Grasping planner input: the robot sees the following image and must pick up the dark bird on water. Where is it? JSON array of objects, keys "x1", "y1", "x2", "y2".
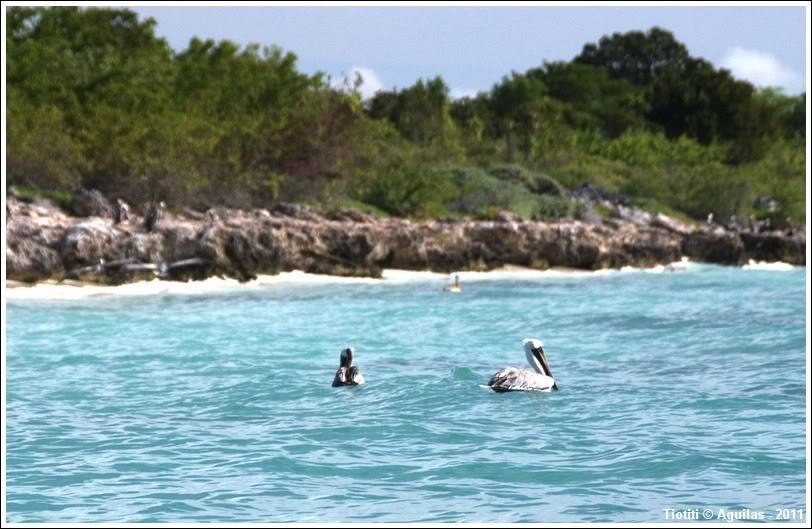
[
  {"x1": 332, "y1": 347, "x2": 365, "y2": 387},
  {"x1": 144, "y1": 201, "x2": 165, "y2": 232}
]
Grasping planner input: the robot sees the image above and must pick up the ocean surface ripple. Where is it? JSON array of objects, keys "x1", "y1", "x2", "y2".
[{"x1": 5, "y1": 264, "x2": 807, "y2": 522}]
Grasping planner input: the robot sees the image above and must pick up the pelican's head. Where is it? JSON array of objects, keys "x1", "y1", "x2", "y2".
[
  {"x1": 339, "y1": 346, "x2": 354, "y2": 369},
  {"x1": 523, "y1": 338, "x2": 543, "y2": 351},
  {"x1": 523, "y1": 338, "x2": 551, "y2": 377}
]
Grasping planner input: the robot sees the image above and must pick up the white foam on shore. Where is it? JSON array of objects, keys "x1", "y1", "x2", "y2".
[
  {"x1": 5, "y1": 268, "x2": 587, "y2": 300},
  {"x1": 742, "y1": 259, "x2": 797, "y2": 271},
  {"x1": 403, "y1": 266, "x2": 597, "y2": 282},
  {"x1": 5, "y1": 271, "x2": 396, "y2": 300},
  {"x1": 619, "y1": 256, "x2": 695, "y2": 274},
  {"x1": 9, "y1": 257, "x2": 795, "y2": 300},
  {"x1": 254, "y1": 270, "x2": 384, "y2": 285},
  {"x1": 5, "y1": 276, "x2": 245, "y2": 300}
]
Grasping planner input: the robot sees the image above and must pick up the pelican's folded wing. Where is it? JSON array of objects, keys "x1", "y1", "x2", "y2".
[
  {"x1": 332, "y1": 367, "x2": 348, "y2": 387},
  {"x1": 488, "y1": 368, "x2": 554, "y2": 392}
]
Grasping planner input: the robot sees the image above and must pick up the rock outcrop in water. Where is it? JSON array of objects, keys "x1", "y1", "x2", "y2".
[{"x1": 5, "y1": 192, "x2": 805, "y2": 285}]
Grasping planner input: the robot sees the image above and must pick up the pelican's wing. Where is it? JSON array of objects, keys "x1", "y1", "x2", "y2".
[
  {"x1": 488, "y1": 368, "x2": 554, "y2": 392},
  {"x1": 348, "y1": 366, "x2": 365, "y2": 385},
  {"x1": 332, "y1": 367, "x2": 348, "y2": 387},
  {"x1": 488, "y1": 367, "x2": 519, "y2": 390}
]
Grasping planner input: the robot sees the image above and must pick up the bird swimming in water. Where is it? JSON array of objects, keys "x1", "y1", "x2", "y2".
[
  {"x1": 332, "y1": 347, "x2": 365, "y2": 387},
  {"x1": 144, "y1": 201, "x2": 165, "y2": 232},
  {"x1": 487, "y1": 338, "x2": 558, "y2": 392},
  {"x1": 444, "y1": 274, "x2": 462, "y2": 293}
]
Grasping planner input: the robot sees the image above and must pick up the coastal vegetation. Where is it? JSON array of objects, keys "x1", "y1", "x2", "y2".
[{"x1": 6, "y1": 7, "x2": 806, "y2": 226}]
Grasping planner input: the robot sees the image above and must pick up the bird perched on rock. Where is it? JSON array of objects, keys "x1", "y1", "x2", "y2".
[
  {"x1": 144, "y1": 201, "x2": 165, "y2": 232},
  {"x1": 206, "y1": 208, "x2": 221, "y2": 225},
  {"x1": 113, "y1": 198, "x2": 130, "y2": 225}
]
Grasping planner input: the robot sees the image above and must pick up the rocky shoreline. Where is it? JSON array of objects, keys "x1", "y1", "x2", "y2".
[{"x1": 5, "y1": 192, "x2": 806, "y2": 285}]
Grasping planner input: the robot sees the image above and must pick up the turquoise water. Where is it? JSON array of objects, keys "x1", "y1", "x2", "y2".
[{"x1": 5, "y1": 264, "x2": 807, "y2": 522}]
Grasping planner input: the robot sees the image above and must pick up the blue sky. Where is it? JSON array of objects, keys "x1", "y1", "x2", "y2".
[{"x1": 132, "y1": 5, "x2": 808, "y2": 97}]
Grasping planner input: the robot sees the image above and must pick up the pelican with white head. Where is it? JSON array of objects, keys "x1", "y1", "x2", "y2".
[{"x1": 487, "y1": 338, "x2": 558, "y2": 392}]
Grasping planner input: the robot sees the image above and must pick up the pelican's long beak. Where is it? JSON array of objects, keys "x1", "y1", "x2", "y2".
[
  {"x1": 534, "y1": 346, "x2": 553, "y2": 379},
  {"x1": 538, "y1": 348, "x2": 559, "y2": 390}
]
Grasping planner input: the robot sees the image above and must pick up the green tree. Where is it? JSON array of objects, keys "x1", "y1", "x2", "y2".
[
  {"x1": 7, "y1": 7, "x2": 175, "y2": 198},
  {"x1": 489, "y1": 73, "x2": 549, "y2": 160},
  {"x1": 5, "y1": 9, "x2": 805, "y2": 226},
  {"x1": 366, "y1": 77, "x2": 461, "y2": 156},
  {"x1": 449, "y1": 94, "x2": 495, "y2": 161},
  {"x1": 529, "y1": 61, "x2": 649, "y2": 137},
  {"x1": 575, "y1": 27, "x2": 690, "y2": 86}
]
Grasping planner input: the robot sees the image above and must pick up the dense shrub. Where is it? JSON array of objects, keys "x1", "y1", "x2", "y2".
[
  {"x1": 6, "y1": 8, "x2": 805, "y2": 224},
  {"x1": 444, "y1": 167, "x2": 539, "y2": 218}
]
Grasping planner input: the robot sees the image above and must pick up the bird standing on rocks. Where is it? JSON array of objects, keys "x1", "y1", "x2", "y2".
[
  {"x1": 144, "y1": 201, "x2": 165, "y2": 232},
  {"x1": 113, "y1": 198, "x2": 130, "y2": 225},
  {"x1": 206, "y1": 208, "x2": 220, "y2": 225}
]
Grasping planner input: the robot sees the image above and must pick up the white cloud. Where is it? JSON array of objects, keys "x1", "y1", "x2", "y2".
[
  {"x1": 721, "y1": 47, "x2": 799, "y2": 89},
  {"x1": 331, "y1": 66, "x2": 384, "y2": 100},
  {"x1": 450, "y1": 88, "x2": 480, "y2": 100}
]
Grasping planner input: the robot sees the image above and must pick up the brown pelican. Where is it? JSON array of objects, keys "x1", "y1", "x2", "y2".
[
  {"x1": 444, "y1": 274, "x2": 462, "y2": 293},
  {"x1": 332, "y1": 347, "x2": 365, "y2": 387},
  {"x1": 487, "y1": 338, "x2": 558, "y2": 392}
]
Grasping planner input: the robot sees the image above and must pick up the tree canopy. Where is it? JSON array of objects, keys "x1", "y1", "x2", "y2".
[{"x1": 6, "y1": 7, "x2": 806, "y2": 225}]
